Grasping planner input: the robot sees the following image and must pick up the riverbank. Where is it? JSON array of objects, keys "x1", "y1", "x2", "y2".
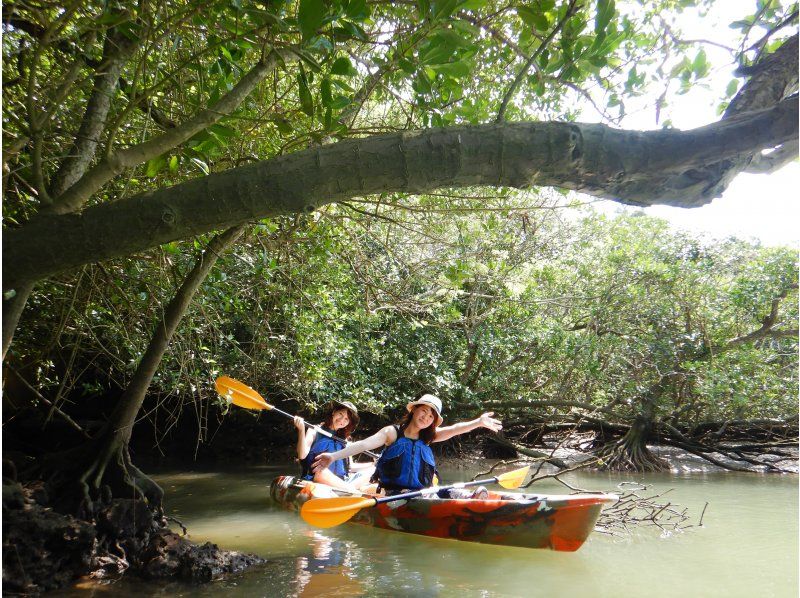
[{"x1": 1, "y1": 472, "x2": 266, "y2": 594}]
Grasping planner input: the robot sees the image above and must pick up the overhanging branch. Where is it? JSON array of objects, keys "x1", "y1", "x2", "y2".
[{"x1": 3, "y1": 96, "x2": 797, "y2": 289}]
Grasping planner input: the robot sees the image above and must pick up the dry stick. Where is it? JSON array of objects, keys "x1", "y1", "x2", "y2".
[
  {"x1": 489, "y1": 432, "x2": 568, "y2": 469},
  {"x1": 596, "y1": 484, "x2": 695, "y2": 537},
  {"x1": 524, "y1": 458, "x2": 602, "y2": 492},
  {"x1": 495, "y1": 0, "x2": 582, "y2": 123},
  {"x1": 472, "y1": 458, "x2": 524, "y2": 480},
  {"x1": 7, "y1": 367, "x2": 90, "y2": 438}
]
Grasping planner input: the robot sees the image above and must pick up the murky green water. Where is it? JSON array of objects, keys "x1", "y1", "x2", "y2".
[{"x1": 58, "y1": 462, "x2": 798, "y2": 597}]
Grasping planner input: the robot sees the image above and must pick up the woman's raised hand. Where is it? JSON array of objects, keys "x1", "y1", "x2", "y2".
[
  {"x1": 293, "y1": 415, "x2": 305, "y2": 431},
  {"x1": 312, "y1": 453, "x2": 333, "y2": 473},
  {"x1": 479, "y1": 412, "x2": 502, "y2": 432}
]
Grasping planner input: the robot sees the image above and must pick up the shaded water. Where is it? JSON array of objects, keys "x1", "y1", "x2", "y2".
[{"x1": 58, "y1": 462, "x2": 798, "y2": 597}]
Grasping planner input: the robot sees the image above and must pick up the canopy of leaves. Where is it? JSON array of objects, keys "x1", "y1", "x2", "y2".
[{"x1": 2, "y1": 0, "x2": 797, "y2": 439}]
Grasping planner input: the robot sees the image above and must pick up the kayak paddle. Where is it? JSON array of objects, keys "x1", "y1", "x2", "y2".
[
  {"x1": 214, "y1": 376, "x2": 380, "y2": 459},
  {"x1": 300, "y1": 465, "x2": 531, "y2": 528}
]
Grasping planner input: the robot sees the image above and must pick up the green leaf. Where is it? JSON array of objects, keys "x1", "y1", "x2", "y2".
[
  {"x1": 398, "y1": 57, "x2": 416, "y2": 74},
  {"x1": 594, "y1": 0, "x2": 615, "y2": 35},
  {"x1": 273, "y1": 117, "x2": 293, "y2": 135},
  {"x1": 298, "y1": 0, "x2": 325, "y2": 40},
  {"x1": 243, "y1": 9, "x2": 289, "y2": 30},
  {"x1": 419, "y1": 30, "x2": 470, "y2": 65},
  {"x1": 518, "y1": 6, "x2": 550, "y2": 32},
  {"x1": 145, "y1": 155, "x2": 168, "y2": 177},
  {"x1": 432, "y1": 60, "x2": 470, "y2": 78},
  {"x1": 321, "y1": 77, "x2": 333, "y2": 107},
  {"x1": 329, "y1": 95, "x2": 351, "y2": 110},
  {"x1": 725, "y1": 78, "x2": 739, "y2": 97},
  {"x1": 169, "y1": 155, "x2": 179, "y2": 172},
  {"x1": 294, "y1": 49, "x2": 324, "y2": 72},
  {"x1": 331, "y1": 78, "x2": 355, "y2": 92},
  {"x1": 307, "y1": 36, "x2": 334, "y2": 53},
  {"x1": 208, "y1": 124, "x2": 238, "y2": 139},
  {"x1": 417, "y1": 0, "x2": 431, "y2": 18},
  {"x1": 324, "y1": 106, "x2": 333, "y2": 130},
  {"x1": 298, "y1": 67, "x2": 315, "y2": 117},
  {"x1": 729, "y1": 17, "x2": 755, "y2": 30},
  {"x1": 96, "y1": 10, "x2": 131, "y2": 26},
  {"x1": 345, "y1": 0, "x2": 370, "y2": 20},
  {"x1": 190, "y1": 157, "x2": 209, "y2": 175},
  {"x1": 432, "y1": 0, "x2": 462, "y2": 20},
  {"x1": 412, "y1": 70, "x2": 432, "y2": 94},
  {"x1": 331, "y1": 56, "x2": 358, "y2": 76},
  {"x1": 692, "y1": 49, "x2": 708, "y2": 77},
  {"x1": 338, "y1": 20, "x2": 368, "y2": 41}
]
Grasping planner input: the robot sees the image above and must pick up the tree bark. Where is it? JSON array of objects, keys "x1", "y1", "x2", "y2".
[
  {"x1": 49, "y1": 48, "x2": 300, "y2": 215},
  {"x1": 48, "y1": 30, "x2": 139, "y2": 200},
  {"x1": 73, "y1": 224, "x2": 245, "y2": 507},
  {"x1": 4, "y1": 96, "x2": 796, "y2": 290},
  {"x1": 2, "y1": 280, "x2": 34, "y2": 359}
]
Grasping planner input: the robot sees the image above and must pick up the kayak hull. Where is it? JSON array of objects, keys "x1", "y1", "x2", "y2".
[{"x1": 269, "y1": 475, "x2": 615, "y2": 552}]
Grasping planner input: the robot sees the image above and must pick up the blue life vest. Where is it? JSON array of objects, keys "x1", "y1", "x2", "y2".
[
  {"x1": 301, "y1": 428, "x2": 349, "y2": 481},
  {"x1": 373, "y1": 427, "x2": 436, "y2": 491}
]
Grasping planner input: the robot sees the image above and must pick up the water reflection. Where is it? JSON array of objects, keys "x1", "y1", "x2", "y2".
[{"x1": 293, "y1": 531, "x2": 366, "y2": 597}]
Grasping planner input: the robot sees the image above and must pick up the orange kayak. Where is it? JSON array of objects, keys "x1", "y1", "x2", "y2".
[{"x1": 269, "y1": 475, "x2": 616, "y2": 552}]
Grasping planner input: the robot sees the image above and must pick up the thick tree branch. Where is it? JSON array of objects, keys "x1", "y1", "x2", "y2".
[
  {"x1": 727, "y1": 34, "x2": 798, "y2": 118},
  {"x1": 744, "y1": 140, "x2": 799, "y2": 173},
  {"x1": 48, "y1": 26, "x2": 141, "y2": 200},
  {"x1": 721, "y1": 283, "x2": 798, "y2": 350},
  {"x1": 3, "y1": 95, "x2": 797, "y2": 289},
  {"x1": 105, "y1": 225, "x2": 246, "y2": 443},
  {"x1": 49, "y1": 47, "x2": 300, "y2": 215}
]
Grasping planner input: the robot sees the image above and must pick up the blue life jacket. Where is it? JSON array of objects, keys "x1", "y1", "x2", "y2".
[
  {"x1": 373, "y1": 426, "x2": 436, "y2": 491},
  {"x1": 301, "y1": 428, "x2": 349, "y2": 481}
]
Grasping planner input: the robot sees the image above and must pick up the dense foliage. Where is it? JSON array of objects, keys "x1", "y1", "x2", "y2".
[
  {"x1": 2, "y1": 0, "x2": 797, "y2": 452},
  {"x1": 13, "y1": 195, "x2": 798, "y2": 436}
]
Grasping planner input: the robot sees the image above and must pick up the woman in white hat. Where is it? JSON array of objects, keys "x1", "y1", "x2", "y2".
[{"x1": 312, "y1": 393, "x2": 501, "y2": 494}]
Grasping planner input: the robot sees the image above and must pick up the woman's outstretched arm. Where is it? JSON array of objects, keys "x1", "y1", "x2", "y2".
[
  {"x1": 312, "y1": 425, "x2": 396, "y2": 472},
  {"x1": 433, "y1": 412, "x2": 502, "y2": 443}
]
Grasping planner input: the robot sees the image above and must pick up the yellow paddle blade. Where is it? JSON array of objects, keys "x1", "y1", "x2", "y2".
[
  {"x1": 300, "y1": 496, "x2": 377, "y2": 528},
  {"x1": 496, "y1": 465, "x2": 530, "y2": 489},
  {"x1": 214, "y1": 376, "x2": 271, "y2": 410}
]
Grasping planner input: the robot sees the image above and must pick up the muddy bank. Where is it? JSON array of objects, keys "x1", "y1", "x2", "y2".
[{"x1": 2, "y1": 475, "x2": 266, "y2": 595}]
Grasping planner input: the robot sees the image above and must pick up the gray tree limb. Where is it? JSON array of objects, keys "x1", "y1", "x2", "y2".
[
  {"x1": 48, "y1": 28, "x2": 140, "y2": 200},
  {"x1": 3, "y1": 95, "x2": 796, "y2": 290},
  {"x1": 49, "y1": 47, "x2": 300, "y2": 215}
]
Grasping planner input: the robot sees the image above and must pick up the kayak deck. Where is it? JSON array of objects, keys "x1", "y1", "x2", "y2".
[{"x1": 270, "y1": 475, "x2": 616, "y2": 552}]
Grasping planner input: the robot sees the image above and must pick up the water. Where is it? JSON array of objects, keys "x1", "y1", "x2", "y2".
[{"x1": 59, "y1": 463, "x2": 798, "y2": 597}]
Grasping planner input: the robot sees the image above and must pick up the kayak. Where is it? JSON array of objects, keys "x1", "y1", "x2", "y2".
[{"x1": 269, "y1": 475, "x2": 616, "y2": 552}]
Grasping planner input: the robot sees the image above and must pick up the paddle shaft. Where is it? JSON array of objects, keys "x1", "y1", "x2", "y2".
[
  {"x1": 372, "y1": 474, "x2": 504, "y2": 505},
  {"x1": 268, "y1": 402, "x2": 380, "y2": 460},
  {"x1": 215, "y1": 376, "x2": 380, "y2": 459}
]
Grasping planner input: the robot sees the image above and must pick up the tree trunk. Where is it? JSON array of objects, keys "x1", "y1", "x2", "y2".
[
  {"x1": 51, "y1": 225, "x2": 245, "y2": 511},
  {"x1": 2, "y1": 280, "x2": 34, "y2": 359},
  {"x1": 596, "y1": 414, "x2": 669, "y2": 472}
]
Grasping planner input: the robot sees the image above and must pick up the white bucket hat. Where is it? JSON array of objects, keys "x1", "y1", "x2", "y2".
[{"x1": 406, "y1": 394, "x2": 444, "y2": 427}]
